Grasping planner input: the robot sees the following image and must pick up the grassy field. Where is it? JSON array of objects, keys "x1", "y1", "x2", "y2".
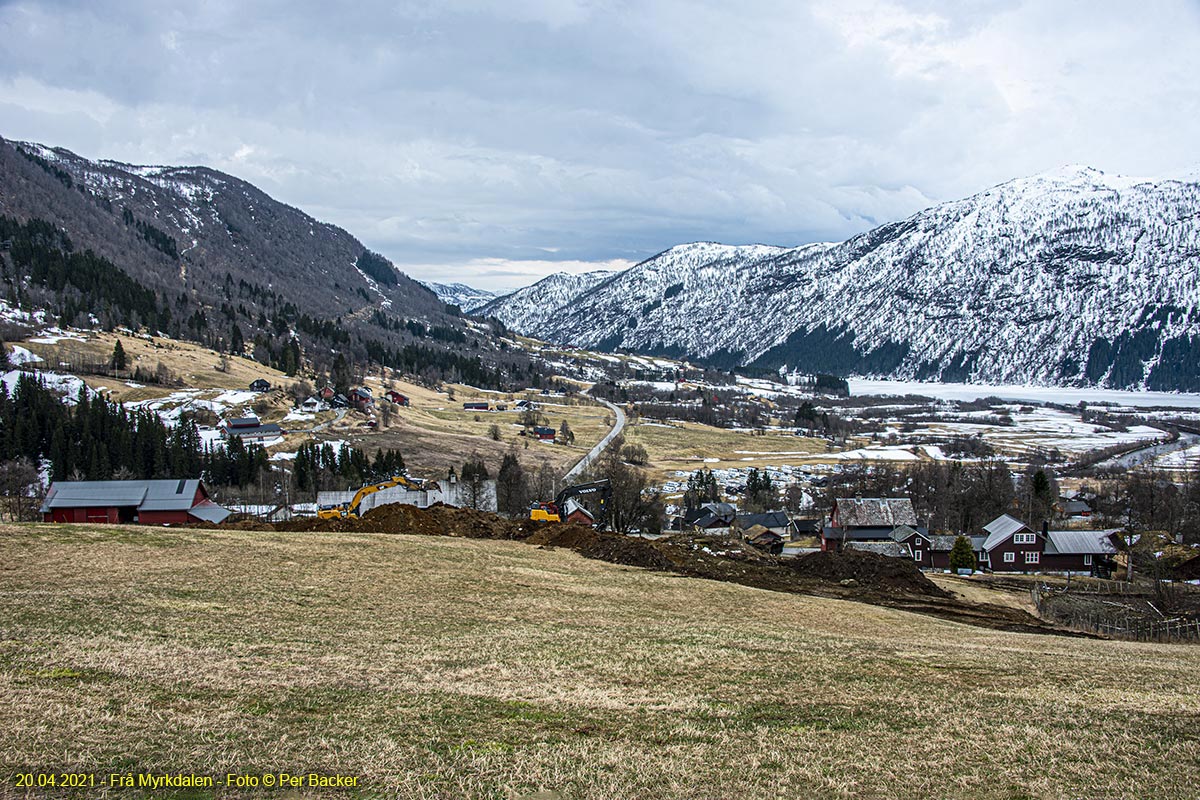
[
  {"x1": 2, "y1": 524, "x2": 1199, "y2": 799},
  {"x1": 623, "y1": 420, "x2": 829, "y2": 481}
]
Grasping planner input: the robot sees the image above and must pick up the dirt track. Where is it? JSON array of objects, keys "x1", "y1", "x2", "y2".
[{"x1": 243, "y1": 504, "x2": 1088, "y2": 637}]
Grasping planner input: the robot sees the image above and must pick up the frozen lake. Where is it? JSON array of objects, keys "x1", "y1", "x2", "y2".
[{"x1": 848, "y1": 379, "x2": 1200, "y2": 409}]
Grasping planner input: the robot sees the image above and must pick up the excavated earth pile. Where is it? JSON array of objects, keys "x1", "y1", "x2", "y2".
[{"x1": 788, "y1": 550, "x2": 950, "y2": 598}]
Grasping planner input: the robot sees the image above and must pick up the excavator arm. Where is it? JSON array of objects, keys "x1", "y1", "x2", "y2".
[{"x1": 317, "y1": 473, "x2": 426, "y2": 519}]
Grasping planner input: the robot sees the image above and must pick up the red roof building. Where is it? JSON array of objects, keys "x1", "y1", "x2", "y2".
[{"x1": 40, "y1": 479, "x2": 231, "y2": 525}]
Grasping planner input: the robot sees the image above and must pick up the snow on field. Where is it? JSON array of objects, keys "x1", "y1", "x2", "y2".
[
  {"x1": 283, "y1": 409, "x2": 315, "y2": 422},
  {"x1": 831, "y1": 445, "x2": 921, "y2": 462},
  {"x1": 27, "y1": 327, "x2": 87, "y2": 344},
  {"x1": 212, "y1": 389, "x2": 259, "y2": 405},
  {"x1": 1153, "y1": 442, "x2": 1200, "y2": 470},
  {"x1": 8, "y1": 346, "x2": 42, "y2": 365},
  {"x1": 270, "y1": 451, "x2": 298, "y2": 461},
  {"x1": 849, "y1": 379, "x2": 1200, "y2": 409},
  {"x1": 1, "y1": 369, "x2": 91, "y2": 403},
  {"x1": 627, "y1": 380, "x2": 677, "y2": 391}
]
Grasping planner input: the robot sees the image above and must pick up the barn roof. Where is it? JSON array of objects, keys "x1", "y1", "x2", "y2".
[
  {"x1": 736, "y1": 511, "x2": 790, "y2": 530},
  {"x1": 834, "y1": 497, "x2": 916, "y2": 528},
  {"x1": 40, "y1": 479, "x2": 220, "y2": 517},
  {"x1": 1044, "y1": 529, "x2": 1118, "y2": 556}
]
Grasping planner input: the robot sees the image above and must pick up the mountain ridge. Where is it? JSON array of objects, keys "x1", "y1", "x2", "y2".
[{"x1": 482, "y1": 165, "x2": 1200, "y2": 391}]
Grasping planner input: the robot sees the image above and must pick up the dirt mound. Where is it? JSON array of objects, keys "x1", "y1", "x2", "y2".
[
  {"x1": 527, "y1": 526, "x2": 674, "y2": 571},
  {"x1": 789, "y1": 550, "x2": 950, "y2": 598}
]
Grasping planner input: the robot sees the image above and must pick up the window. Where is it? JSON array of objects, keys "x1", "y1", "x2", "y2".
[
  {"x1": 981, "y1": 552, "x2": 990, "y2": 563},
  {"x1": 1025, "y1": 551, "x2": 1040, "y2": 564},
  {"x1": 914, "y1": 550, "x2": 923, "y2": 562},
  {"x1": 1083, "y1": 554, "x2": 1092, "y2": 566},
  {"x1": 1013, "y1": 533, "x2": 1036, "y2": 545},
  {"x1": 1003, "y1": 552, "x2": 1015, "y2": 563}
]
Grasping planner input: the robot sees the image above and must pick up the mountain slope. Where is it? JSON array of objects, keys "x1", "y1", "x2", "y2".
[
  {"x1": 477, "y1": 270, "x2": 615, "y2": 334},
  {"x1": 483, "y1": 166, "x2": 1200, "y2": 390},
  {"x1": 0, "y1": 136, "x2": 535, "y2": 385},
  {"x1": 421, "y1": 282, "x2": 497, "y2": 312}
]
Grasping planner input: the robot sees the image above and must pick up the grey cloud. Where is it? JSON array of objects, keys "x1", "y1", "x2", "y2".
[{"x1": 1, "y1": 0, "x2": 1197, "y2": 290}]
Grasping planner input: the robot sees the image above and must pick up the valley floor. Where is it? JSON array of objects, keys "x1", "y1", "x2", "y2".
[{"x1": 2, "y1": 524, "x2": 1199, "y2": 799}]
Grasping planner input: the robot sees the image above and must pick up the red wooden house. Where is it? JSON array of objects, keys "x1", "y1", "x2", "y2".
[
  {"x1": 980, "y1": 515, "x2": 1118, "y2": 575},
  {"x1": 385, "y1": 390, "x2": 410, "y2": 406},
  {"x1": 40, "y1": 479, "x2": 231, "y2": 525}
]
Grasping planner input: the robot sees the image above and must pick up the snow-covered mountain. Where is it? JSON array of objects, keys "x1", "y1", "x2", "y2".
[
  {"x1": 477, "y1": 270, "x2": 616, "y2": 332},
  {"x1": 483, "y1": 166, "x2": 1200, "y2": 391},
  {"x1": 420, "y1": 282, "x2": 498, "y2": 312}
]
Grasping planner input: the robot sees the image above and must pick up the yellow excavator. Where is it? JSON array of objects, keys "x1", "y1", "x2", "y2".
[
  {"x1": 317, "y1": 473, "x2": 426, "y2": 520},
  {"x1": 529, "y1": 480, "x2": 611, "y2": 527}
]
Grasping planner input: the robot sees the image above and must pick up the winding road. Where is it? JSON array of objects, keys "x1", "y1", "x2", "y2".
[{"x1": 563, "y1": 398, "x2": 626, "y2": 482}]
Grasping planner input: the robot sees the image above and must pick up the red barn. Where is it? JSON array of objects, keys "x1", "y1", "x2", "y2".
[
  {"x1": 40, "y1": 479, "x2": 231, "y2": 525},
  {"x1": 386, "y1": 390, "x2": 410, "y2": 406}
]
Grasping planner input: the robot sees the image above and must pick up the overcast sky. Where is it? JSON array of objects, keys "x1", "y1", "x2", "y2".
[{"x1": 1, "y1": 1, "x2": 1197, "y2": 291}]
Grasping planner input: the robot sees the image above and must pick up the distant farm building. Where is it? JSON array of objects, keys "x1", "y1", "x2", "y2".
[
  {"x1": 532, "y1": 425, "x2": 557, "y2": 441},
  {"x1": 385, "y1": 390, "x2": 410, "y2": 406},
  {"x1": 249, "y1": 379, "x2": 271, "y2": 392},
  {"x1": 41, "y1": 479, "x2": 231, "y2": 525},
  {"x1": 349, "y1": 387, "x2": 374, "y2": 411},
  {"x1": 823, "y1": 497, "x2": 918, "y2": 552},
  {"x1": 463, "y1": 401, "x2": 490, "y2": 411},
  {"x1": 220, "y1": 415, "x2": 283, "y2": 442}
]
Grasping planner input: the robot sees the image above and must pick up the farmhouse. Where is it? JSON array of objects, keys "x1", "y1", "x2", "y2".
[
  {"x1": 463, "y1": 401, "x2": 490, "y2": 411},
  {"x1": 41, "y1": 479, "x2": 231, "y2": 525},
  {"x1": 385, "y1": 390, "x2": 410, "y2": 406},
  {"x1": 979, "y1": 514, "x2": 1118, "y2": 575},
  {"x1": 249, "y1": 378, "x2": 271, "y2": 392},
  {"x1": 349, "y1": 387, "x2": 374, "y2": 411},
  {"x1": 532, "y1": 425, "x2": 557, "y2": 441},
  {"x1": 823, "y1": 497, "x2": 918, "y2": 551}
]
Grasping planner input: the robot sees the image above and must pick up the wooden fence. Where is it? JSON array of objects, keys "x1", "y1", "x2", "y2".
[{"x1": 1033, "y1": 583, "x2": 1200, "y2": 643}]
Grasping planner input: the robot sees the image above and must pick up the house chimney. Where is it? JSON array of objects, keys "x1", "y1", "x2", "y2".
[{"x1": 1042, "y1": 520, "x2": 1048, "y2": 537}]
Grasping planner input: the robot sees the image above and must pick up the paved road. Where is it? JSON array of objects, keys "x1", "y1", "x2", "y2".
[
  {"x1": 563, "y1": 398, "x2": 626, "y2": 482},
  {"x1": 300, "y1": 407, "x2": 347, "y2": 434}
]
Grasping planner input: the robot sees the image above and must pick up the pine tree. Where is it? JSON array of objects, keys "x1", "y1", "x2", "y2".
[
  {"x1": 949, "y1": 535, "x2": 977, "y2": 573},
  {"x1": 230, "y1": 324, "x2": 245, "y2": 356},
  {"x1": 110, "y1": 339, "x2": 127, "y2": 371}
]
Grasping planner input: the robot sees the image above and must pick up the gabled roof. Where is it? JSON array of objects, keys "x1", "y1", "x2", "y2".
[
  {"x1": 982, "y1": 514, "x2": 1034, "y2": 550},
  {"x1": 891, "y1": 524, "x2": 926, "y2": 542},
  {"x1": 834, "y1": 497, "x2": 917, "y2": 528},
  {"x1": 188, "y1": 499, "x2": 232, "y2": 524},
  {"x1": 1061, "y1": 499, "x2": 1092, "y2": 514},
  {"x1": 928, "y1": 535, "x2": 959, "y2": 552},
  {"x1": 139, "y1": 479, "x2": 203, "y2": 510},
  {"x1": 1044, "y1": 529, "x2": 1118, "y2": 556},
  {"x1": 224, "y1": 416, "x2": 260, "y2": 428}
]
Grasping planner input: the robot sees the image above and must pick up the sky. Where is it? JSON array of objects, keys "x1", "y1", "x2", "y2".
[{"x1": 1, "y1": 1, "x2": 1198, "y2": 292}]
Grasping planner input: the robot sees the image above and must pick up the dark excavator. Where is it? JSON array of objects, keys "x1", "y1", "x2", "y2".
[{"x1": 528, "y1": 479, "x2": 612, "y2": 528}]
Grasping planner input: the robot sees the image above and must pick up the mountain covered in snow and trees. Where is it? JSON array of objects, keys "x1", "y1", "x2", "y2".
[
  {"x1": 0, "y1": 136, "x2": 536, "y2": 387},
  {"x1": 482, "y1": 166, "x2": 1200, "y2": 391},
  {"x1": 420, "y1": 282, "x2": 497, "y2": 313}
]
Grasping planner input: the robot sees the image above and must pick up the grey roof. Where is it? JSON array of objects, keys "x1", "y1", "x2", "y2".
[
  {"x1": 1044, "y1": 529, "x2": 1118, "y2": 556},
  {"x1": 846, "y1": 541, "x2": 912, "y2": 558},
  {"x1": 42, "y1": 480, "x2": 150, "y2": 510},
  {"x1": 225, "y1": 423, "x2": 282, "y2": 438},
  {"x1": 188, "y1": 500, "x2": 232, "y2": 524},
  {"x1": 1061, "y1": 500, "x2": 1092, "y2": 514},
  {"x1": 834, "y1": 497, "x2": 917, "y2": 528},
  {"x1": 982, "y1": 514, "x2": 1033, "y2": 550},
  {"x1": 225, "y1": 416, "x2": 260, "y2": 428},
  {"x1": 928, "y1": 535, "x2": 959, "y2": 552},
  {"x1": 891, "y1": 524, "x2": 923, "y2": 542},
  {"x1": 736, "y1": 511, "x2": 790, "y2": 530},
  {"x1": 40, "y1": 479, "x2": 219, "y2": 517}
]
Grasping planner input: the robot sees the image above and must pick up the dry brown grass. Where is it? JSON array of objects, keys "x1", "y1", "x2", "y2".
[
  {"x1": 2, "y1": 523, "x2": 1199, "y2": 799},
  {"x1": 15, "y1": 331, "x2": 290, "y2": 403},
  {"x1": 624, "y1": 420, "x2": 827, "y2": 481}
]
